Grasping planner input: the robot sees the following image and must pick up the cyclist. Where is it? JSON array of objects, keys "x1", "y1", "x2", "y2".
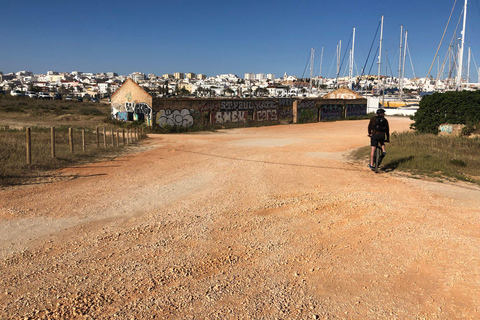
[{"x1": 367, "y1": 108, "x2": 390, "y2": 170}]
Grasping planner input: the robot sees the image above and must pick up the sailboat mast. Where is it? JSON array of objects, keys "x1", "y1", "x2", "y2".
[
  {"x1": 467, "y1": 47, "x2": 471, "y2": 83},
  {"x1": 319, "y1": 46, "x2": 324, "y2": 87},
  {"x1": 309, "y1": 47, "x2": 315, "y2": 94},
  {"x1": 402, "y1": 30, "x2": 408, "y2": 87},
  {"x1": 456, "y1": 0, "x2": 467, "y2": 90},
  {"x1": 336, "y1": 40, "x2": 341, "y2": 89},
  {"x1": 349, "y1": 28, "x2": 356, "y2": 83},
  {"x1": 377, "y1": 15, "x2": 384, "y2": 89},
  {"x1": 399, "y1": 25, "x2": 403, "y2": 96}
]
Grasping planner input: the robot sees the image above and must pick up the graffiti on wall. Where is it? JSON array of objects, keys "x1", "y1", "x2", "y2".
[
  {"x1": 216, "y1": 100, "x2": 277, "y2": 111},
  {"x1": 253, "y1": 100, "x2": 276, "y2": 110},
  {"x1": 439, "y1": 124, "x2": 453, "y2": 133},
  {"x1": 298, "y1": 109, "x2": 318, "y2": 123},
  {"x1": 257, "y1": 109, "x2": 278, "y2": 121},
  {"x1": 298, "y1": 100, "x2": 317, "y2": 110},
  {"x1": 215, "y1": 111, "x2": 249, "y2": 124},
  {"x1": 220, "y1": 101, "x2": 254, "y2": 111},
  {"x1": 117, "y1": 112, "x2": 128, "y2": 121},
  {"x1": 325, "y1": 92, "x2": 359, "y2": 99},
  {"x1": 157, "y1": 109, "x2": 194, "y2": 128},
  {"x1": 278, "y1": 98, "x2": 294, "y2": 107},
  {"x1": 134, "y1": 103, "x2": 151, "y2": 116},
  {"x1": 199, "y1": 101, "x2": 220, "y2": 112},
  {"x1": 200, "y1": 100, "x2": 278, "y2": 124},
  {"x1": 321, "y1": 105, "x2": 343, "y2": 120},
  {"x1": 125, "y1": 102, "x2": 135, "y2": 112},
  {"x1": 346, "y1": 104, "x2": 367, "y2": 117},
  {"x1": 278, "y1": 106, "x2": 293, "y2": 118}
]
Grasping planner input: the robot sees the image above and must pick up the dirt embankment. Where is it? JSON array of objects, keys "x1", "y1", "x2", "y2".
[{"x1": 1, "y1": 117, "x2": 480, "y2": 319}]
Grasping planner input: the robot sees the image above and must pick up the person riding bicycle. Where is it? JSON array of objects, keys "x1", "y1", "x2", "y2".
[{"x1": 367, "y1": 108, "x2": 390, "y2": 170}]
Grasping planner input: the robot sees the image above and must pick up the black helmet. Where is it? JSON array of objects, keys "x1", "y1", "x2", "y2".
[{"x1": 376, "y1": 108, "x2": 386, "y2": 115}]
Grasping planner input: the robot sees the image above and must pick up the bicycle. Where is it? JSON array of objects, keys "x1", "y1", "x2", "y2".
[{"x1": 372, "y1": 139, "x2": 388, "y2": 173}]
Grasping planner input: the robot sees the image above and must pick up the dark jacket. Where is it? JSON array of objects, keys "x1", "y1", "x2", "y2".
[{"x1": 368, "y1": 116, "x2": 390, "y2": 141}]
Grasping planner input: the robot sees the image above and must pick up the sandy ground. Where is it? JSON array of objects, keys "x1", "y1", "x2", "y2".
[{"x1": 1, "y1": 117, "x2": 480, "y2": 319}]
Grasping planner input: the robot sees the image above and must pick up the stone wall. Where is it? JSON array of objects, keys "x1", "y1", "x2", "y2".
[
  {"x1": 148, "y1": 97, "x2": 367, "y2": 128},
  {"x1": 110, "y1": 82, "x2": 368, "y2": 128}
]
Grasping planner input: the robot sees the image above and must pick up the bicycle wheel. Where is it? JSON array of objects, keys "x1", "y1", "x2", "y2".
[{"x1": 374, "y1": 147, "x2": 382, "y2": 173}]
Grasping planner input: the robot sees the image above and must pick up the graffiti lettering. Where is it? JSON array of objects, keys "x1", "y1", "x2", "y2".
[
  {"x1": 157, "y1": 109, "x2": 194, "y2": 128},
  {"x1": 134, "y1": 103, "x2": 152, "y2": 115},
  {"x1": 215, "y1": 111, "x2": 248, "y2": 124},
  {"x1": 440, "y1": 124, "x2": 453, "y2": 133},
  {"x1": 199, "y1": 101, "x2": 220, "y2": 112},
  {"x1": 278, "y1": 107, "x2": 293, "y2": 118},
  {"x1": 125, "y1": 102, "x2": 135, "y2": 112},
  {"x1": 220, "y1": 101, "x2": 253, "y2": 111},
  {"x1": 298, "y1": 100, "x2": 316, "y2": 109},
  {"x1": 253, "y1": 100, "x2": 276, "y2": 110},
  {"x1": 334, "y1": 93, "x2": 358, "y2": 99},
  {"x1": 257, "y1": 109, "x2": 278, "y2": 122},
  {"x1": 321, "y1": 105, "x2": 343, "y2": 120},
  {"x1": 117, "y1": 112, "x2": 128, "y2": 121},
  {"x1": 346, "y1": 104, "x2": 367, "y2": 117},
  {"x1": 278, "y1": 98, "x2": 294, "y2": 107}
]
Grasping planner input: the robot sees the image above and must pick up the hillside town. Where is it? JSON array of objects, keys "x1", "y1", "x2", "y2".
[{"x1": 2, "y1": 70, "x2": 479, "y2": 102}]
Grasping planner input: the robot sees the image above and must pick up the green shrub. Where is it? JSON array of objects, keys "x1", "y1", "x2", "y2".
[
  {"x1": 411, "y1": 91, "x2": 480, "y2": 134},
  {"x1": 461, "y1": 122, "x2": 478, "y2": 136}
]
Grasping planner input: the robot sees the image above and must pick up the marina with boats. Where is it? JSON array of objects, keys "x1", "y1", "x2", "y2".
[{"x1": 305, "y1": 0, "x2": 477, "y2": 115}]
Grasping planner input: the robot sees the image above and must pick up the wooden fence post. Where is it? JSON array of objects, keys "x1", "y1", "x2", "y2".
[
  {"x1": 96, "y1": 127, "x2": 100, "y2": 148},
  {"x1": 82, "y1": 129, "x2": 86, "y2": 151},
  {"x1": 51, "y1": 127, "x2": 56, "y2": 159},
  {"x1": 122, "y1": 129, "x2": 125, "y2": 146},
  {"x1": 69, "y1": 127, "x2": 74, "y2": 154},
  {"x1": 116, "y1": 129, "x2": 120, "y2": 147},
  {"x1": 292, "y1": 100, "x2": 298, "y2": 124},
  {"x1": 26, "y1": 127, "x2": 32, "y2": 164},
  {"x1": 103, "y1": 127, "x2": 107, "y2": 148},
  {"x1": 111, "y1": 128, "x2": 114, "y2": 147}
]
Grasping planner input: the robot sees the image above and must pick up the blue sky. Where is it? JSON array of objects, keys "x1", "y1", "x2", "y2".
[{"x1": 1, "y1": 0, "x2": 480, "y2": 80}]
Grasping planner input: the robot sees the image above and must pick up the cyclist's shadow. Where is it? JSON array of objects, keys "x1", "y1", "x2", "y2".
[{"x1": 382, "y1": 156, "x2": 415, "y2": 172}]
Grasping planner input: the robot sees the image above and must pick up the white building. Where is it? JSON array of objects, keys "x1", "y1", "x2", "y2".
[
  {"x1": 129, "y1": 72, "x2": 145, "y2": 82},
  {"x1": 267, "y1": 85, "x2": 288, "y2": 97},
  {"x1": 98, "y1": 83, "x2": 109, "y2": 94},
  {"x1": 244, "y1": 73, "x2": 255, "y2": 81},
  {"x1": 256, "y1": 73, "x2": 266, "y2": 81},
  {"x1": 267, "y1": 74, "x2": 275, "y2": 81},
  {"x1": 16, "y1": 71, "x2": 33, "y2": 77}
]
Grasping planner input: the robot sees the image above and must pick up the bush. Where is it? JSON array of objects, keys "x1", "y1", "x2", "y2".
[
  {"x1": 461, "y1": 122, "x2": 479, "y2": 136},
  {"x1": 411, "y1": 91, "x2": 480, "y2": 134}
]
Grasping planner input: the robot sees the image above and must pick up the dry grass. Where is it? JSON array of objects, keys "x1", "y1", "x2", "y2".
[
  {"x1": 0, "y1": 95, "x2": 145, "y2": 187},
  {"x1": 352, "y1": 131, "x2": 480, "y2": 184}
]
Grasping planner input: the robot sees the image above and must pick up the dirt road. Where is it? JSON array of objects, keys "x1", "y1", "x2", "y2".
[{"x1": 1, "y1": 117, "x2": 480, "y2": 319}]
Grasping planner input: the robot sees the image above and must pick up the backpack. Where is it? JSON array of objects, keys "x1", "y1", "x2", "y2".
[{"x1": 375, "y1": 116, "x2": 388, "y2": 132}]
